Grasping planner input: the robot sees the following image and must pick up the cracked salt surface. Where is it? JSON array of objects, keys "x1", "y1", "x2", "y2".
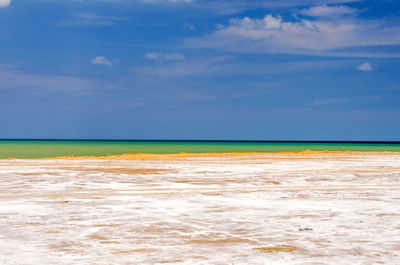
[{"x1": 0, "y1": 153, "x2": 400, "y2": 264}]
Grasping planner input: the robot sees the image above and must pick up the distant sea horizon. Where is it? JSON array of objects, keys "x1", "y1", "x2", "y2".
[
  {"x1": 1, "y1": 139, "x2": 400, "y2": 159},
  {"x1": 2, "y1": 139, "x2": 400, "y2": 143}
]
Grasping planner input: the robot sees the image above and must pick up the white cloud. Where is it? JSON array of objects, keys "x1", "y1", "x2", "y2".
[
  {"x1": 229, "y1": 15, "x2": 282, "y2": 30},
  {"x1": 301, "y1": 19, "x2": 319, "y2": 32},
  {"x1": 91, "y1": 56, "x2": 113, "y2": 66},
  {"x1": 264, "y1": 14, "x2": 282, "y2": 29},
  {"x1": 187, "y1": 14, "x2": 400, "y2": 57},
  {"x1": 0, "y1": 0, "x2": 10, "y2": 8},
  {"x1": 145, "y1": 52, "x2": 186, "y2": 61},
  {"x1": 299, "y1": 5, "x2": 357, "y2": 17},
  {"x1": 357, "y1": 62, "x2": 373, "y2": 71}
]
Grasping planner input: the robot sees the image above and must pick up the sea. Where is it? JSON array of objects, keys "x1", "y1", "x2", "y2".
[{"x1": 0, "y1": 140, "x2": 399, "y2": 159}]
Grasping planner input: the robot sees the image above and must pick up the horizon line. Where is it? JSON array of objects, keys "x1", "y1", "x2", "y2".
[{"x1": 0, "y1": 139, "x2": 399, "y2": 144}]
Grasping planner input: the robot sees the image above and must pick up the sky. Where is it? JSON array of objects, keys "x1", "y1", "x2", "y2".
[{"x1": 0, "y1": 0, "x2": 399, "y2": 141}]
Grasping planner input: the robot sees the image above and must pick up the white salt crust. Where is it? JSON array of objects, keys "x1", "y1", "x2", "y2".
[{"x1": 0, "y1": 153, "x2": 399, "y2": 264}]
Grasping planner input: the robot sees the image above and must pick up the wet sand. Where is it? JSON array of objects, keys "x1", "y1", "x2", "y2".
[{"x1": 1, "y1": 152, "x2": 400, "y2": 264}]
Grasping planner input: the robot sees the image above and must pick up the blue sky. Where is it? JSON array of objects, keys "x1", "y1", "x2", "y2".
[{"x1": 0, "y1": 0, "x2": 399, "y2": 140}]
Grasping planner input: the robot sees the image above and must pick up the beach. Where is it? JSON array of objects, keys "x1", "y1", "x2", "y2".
[{"x1": 1, "y1": 151, "x2": 400, "y2": 264}]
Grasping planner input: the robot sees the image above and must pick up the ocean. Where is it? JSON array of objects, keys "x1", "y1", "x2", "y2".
[{"x1": 0, "y1": 140, "x2": 399, "y2": 159}]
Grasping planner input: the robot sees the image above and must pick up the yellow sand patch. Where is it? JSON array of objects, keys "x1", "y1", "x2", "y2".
[
  {"x1": 100, "y1": 241, "x2": 120, "y2": 244},
  {"x1": 87, "y1": 233, "x2": 107, "y2": 240},
  {"x1": 27, "y1": 150, "x2": 400, "y2": 161},
  {"x1": 113, "y1": 248, "x2": 156, "y2": 254},
  {"x1": 266, "y1": 180, "x2": 281, "y2": 185},
  {"x1": 255, "y1": 245, "x2": 297, "y2": 253}
]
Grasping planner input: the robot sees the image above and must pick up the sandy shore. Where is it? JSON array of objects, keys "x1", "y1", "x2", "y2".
[{"x1": 1, "y1": 152, "x2": 400, "y2": 264}]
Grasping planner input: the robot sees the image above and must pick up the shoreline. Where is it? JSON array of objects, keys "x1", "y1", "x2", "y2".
[{"x1": 3, "y1": 149, "x2": 400, "y2": 160}]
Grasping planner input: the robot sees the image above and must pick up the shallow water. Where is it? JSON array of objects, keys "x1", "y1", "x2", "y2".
[
  {"x1": 0, "y1": 153, "x2": 400, "y2": 264},
  {"x1": 0, "y1": 140, "x2": 400, "y2": 158}
]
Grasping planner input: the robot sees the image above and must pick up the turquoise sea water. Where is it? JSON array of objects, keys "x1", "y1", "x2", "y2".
[{"x1": 0, "y1": 140, "x2": 400, "y2": 159}]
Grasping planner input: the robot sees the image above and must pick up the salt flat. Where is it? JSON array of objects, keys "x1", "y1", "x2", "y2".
[{"x1": 0, "y1": 152, "x2": 400, "y2": 264}]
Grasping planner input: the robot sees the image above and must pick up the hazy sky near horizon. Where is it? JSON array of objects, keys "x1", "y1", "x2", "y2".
[{"x1": 0, "y1": 0, "x2": 399, "y2": 140}]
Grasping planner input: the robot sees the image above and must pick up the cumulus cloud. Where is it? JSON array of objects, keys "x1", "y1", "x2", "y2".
[
  {"x1": 0, "y1": 0, "x2": 10, "y2": 8},
  {"x1": 299, "y1": 5, "x2": 357, "y2": 17},
  {"x1": 145, "y1": 52, "x2": 186, "y2": 61},
  {"x1": 230, "y1": 15, "x2": 282, "y2": 30},
  {"x1": 357, "y1": 62, "x2": 373, "y2": 71},
  {"x1": 263, "y1": 14, "x2": 282, "y2": 29},
  {"x1": 91, "y1": 56, "x2": 113, "y2": 66},
  {"x1": 187, "y1": 14, "x2": 400, "y2": 57}
]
